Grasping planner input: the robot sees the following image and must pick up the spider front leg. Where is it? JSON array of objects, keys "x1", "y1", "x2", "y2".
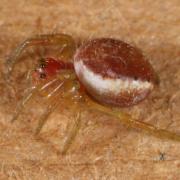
[
  {"x1": 11, "y1": 77, "x2": 61, "y2": 123},
  {"x1": 35, "y1": 91, "x2": 82, "y2": 155},
  {"x1": 86, "y1": 98, "x2": 180, "y2": 141},
  {"x1": 34, "y1": 80, "x2": 65, "y2": 135},
  {"x1": 61, "y1": 108, "x2": 82, "y2": 155},
  {"x1": 6, "y1": 33, "x2": 76, "y2": 78},
  {"x1": 60, "y1": 87, "x2": 83, "y2": 155},
  {"x1": 11, "y1": 86, "x2": 38, "y2": 123},
  {"x1": 36, "y1": 97, "x2": 82, "y2": 155},
  {"x1": 34, "y1": 70, "x2": 83, "y2": 154},
  {"x1": 8, "y1": 33, "x2": 76, "y2": 122}
]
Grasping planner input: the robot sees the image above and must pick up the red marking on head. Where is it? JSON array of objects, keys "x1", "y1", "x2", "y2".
[
  {"x1": 43, "y1": 58, "x2": 65, "y2": 77},
  {"x1": 32, "y1": 57, "x2": 74, "y2": 83}
]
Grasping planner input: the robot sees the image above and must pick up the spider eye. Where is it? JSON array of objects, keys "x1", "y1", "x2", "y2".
[
  {"x1": 40, "y1": 73, "x2": 46, "y2": 79},
  {"x1": 40, "y1": 63, "x2": 46, "y2": 69}
]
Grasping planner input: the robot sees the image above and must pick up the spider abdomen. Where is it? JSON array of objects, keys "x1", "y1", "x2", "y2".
[{"x1": 74, "y1": 38, "x2": 157, "y2": 107}]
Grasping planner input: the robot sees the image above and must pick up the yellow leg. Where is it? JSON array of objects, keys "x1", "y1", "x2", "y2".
[
  {"x1": 86, "y1": 96, "x2": 180, "y2": 141},
  {"x1": 61, "y1": 111, "x2": 81, "y2": 155},
  {"x1": 6, "y1": 34, "x2": 76, "y2": 77},
  {"x1": 35, "y1": 79, "x2": 82, "y2": 154},
  {"x1": 35, "y1": 82, "x2": 65, "y2": 135},
  {"x1": 35, "y1": 98, "x2": 82, "y2": 155},
  {"x1": 11, "y1": 77, "x2": 61, "y2": 123},
  {"x1": 35, "y1": 97, "x2": 62, "y2": 135},
  {"x1": 11, "y1": 87, "x2": 38, "y2": 123},
  {"x1": 34, "y1": 72, "x2": 78, "y2": 134}
]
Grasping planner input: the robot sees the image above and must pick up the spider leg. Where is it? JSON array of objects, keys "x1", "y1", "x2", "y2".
[
  {"x1": 35, "y1": 81, "x2": 65, "y2": 135},
  {"x1": 34, "y1": 97, "x2": 62, "y2": 135},
  {"x1": 11, "y1": 77, "x2": 60, "y2": 123},
  {"x1": 35, "y1": 70, "x2": 76, "y2": 133},
  {"x1": 86, "y1": 96, "x2": 180, "y2": 142},
  {"x1": 36, "y1": 73, "x2": 83, "y2": 154},
  {"x1": 61, "y1": 111, "x2": 81, "y2": 155},
  {"x1": 11, "y1": 87, "x2": 38, "y2": 123},
  {"x1": 35, "y1": 91, "x2": 82, "y2": 155},
  {"x1": 6, "y1": 34, "x2": 76, "y2": 78}
]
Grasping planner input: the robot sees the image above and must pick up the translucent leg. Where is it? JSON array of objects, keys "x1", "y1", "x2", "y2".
[
  {"x1": 35, "y1": 78, "x2": 76, "y2": 133},
  {"x1": 35, "y1": 98, "x2": 82, "y2": 155},
  {"x1": 35, "y1": 81, "x2": 65, "y2": 135},
  {"x1": 35, "y1": 97, "x2": 62, "y2": 135},
  {"x1": 12, "y1": 67, "x2": 77, "y2": 128},
  {"x1": 11, "y1": 87, "x2": 38, "y2": 123},
  {"x1": 36, "y1": 77, "x2": 82, "y2": 154},
  {"x1": 61, "y1": 111, "x2": 81, "y2": 155},
  {"x1": 6, "y1": 34, "x2": 76, "y2": 77},
  {"x1": 86, "y1": 96, "x2": 180, "y2": 141},
  {"x1": 11, "y1": 77, "x2": 60, "y2": 123}
]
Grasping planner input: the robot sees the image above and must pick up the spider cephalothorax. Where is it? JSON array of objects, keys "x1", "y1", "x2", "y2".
[{"x1": 6, "y1": 34, "x2": 180, "y2": 154}]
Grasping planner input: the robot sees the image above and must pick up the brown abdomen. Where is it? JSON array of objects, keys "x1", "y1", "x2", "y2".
[{"x1": 74, "y1": 38, "x2": 158, "y2": 107}]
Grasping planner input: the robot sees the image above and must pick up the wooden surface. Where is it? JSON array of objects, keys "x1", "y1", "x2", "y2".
[{"x1": 0, "y1": 0, "x2": 180, "y2": 179}]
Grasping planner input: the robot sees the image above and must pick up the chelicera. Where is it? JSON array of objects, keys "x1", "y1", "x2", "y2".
[{"x1": 6, "y1": 34, "x2": 180, "y2": 154}]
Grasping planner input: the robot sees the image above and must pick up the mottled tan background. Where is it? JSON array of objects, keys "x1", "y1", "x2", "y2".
[{"x1": 0, "y1": 0, "x2": 180, "y2": 179}]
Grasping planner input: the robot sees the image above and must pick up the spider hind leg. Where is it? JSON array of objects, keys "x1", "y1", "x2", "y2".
[{"x1": 86, "y1": 98, "x2": 180, "y2": 142}]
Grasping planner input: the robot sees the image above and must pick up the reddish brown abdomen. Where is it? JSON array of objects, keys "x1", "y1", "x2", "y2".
[{"x1": 74, "y1": 38, "x2": 158, "y2": 107}]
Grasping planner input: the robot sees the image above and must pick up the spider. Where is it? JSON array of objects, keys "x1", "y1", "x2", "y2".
[{"x1": 6, "y1": 33, "x2": 180, "y2": 154}]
